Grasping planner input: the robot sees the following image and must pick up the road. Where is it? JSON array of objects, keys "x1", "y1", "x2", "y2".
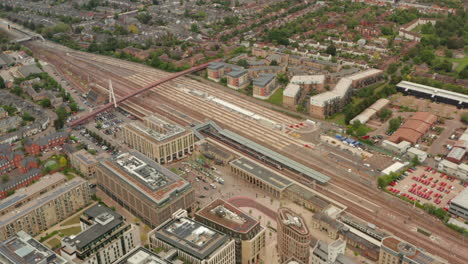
[{"x1": 28, "y1": 41, "x2": 468, "y2": 264}]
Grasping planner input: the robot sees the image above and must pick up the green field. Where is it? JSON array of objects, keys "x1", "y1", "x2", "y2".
[
  {"x1": 59, "y1": 226, "x2": 82, "y2": 236},
  {"x1": 264, "y1": 88, "x2": 283, "y2": 106},
  {"x1": 60, "y1": 214, "x2": 82, "y2": 226},
  {"x1": 46, "y1": 238, "x2": 61, "y2": 249},
  {"x1": 448, "y1": 56, "x2": 468, "y2": 72}
]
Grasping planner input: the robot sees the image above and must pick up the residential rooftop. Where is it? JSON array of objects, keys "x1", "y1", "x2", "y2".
[
  {"x1": 62, "y1": 204, "x2": 124, "y2": 251},
  {"x1": 154, "y1": 217, "x2": 230, "y2": 260},
  {"x1": 0, "y1": 174, "x2": 83, "y2": 227},
  {"x1": 0, "y1": 231, "x2": 67, "y2": 264},
  {"x1": 290, "y1": 75, "x2": 325, "y2": 84},
  {"x1": 252, "y1": 73, "x2": 275, "y2": 87},
  {"x1": 196, "y1": 199, "x2": 259, "y2": 235},
  {"x1": 283, "y1": 83, "x2": 301, "y2": 98},
  {"x1": 230, "y1": 157, "x2": 293, "y2": 190},
  {"x1": 99, "y1": 152, "x2": 191, "y2": 206}
]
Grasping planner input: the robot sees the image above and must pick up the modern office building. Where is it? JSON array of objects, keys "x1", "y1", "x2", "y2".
[
  {"x1": 149, "y1": 210, "x2": 236, "y2": 264},
  {"x1": 96, "y1": 152, "x2": 195, "y2": 228},
  {"x1": 61, "y1": 204, "x2": 140, "y2": 264},
  {"x1": 379, "y1": 236, "x2": 447, "y2": 264},
  {"x1": 230, "y1": 157, "x2": 293, "y2": 198},
  {"x1": 277, "y1": 207, "x2": 313, "y2": 264},
  {"x1": 0, "y1": 173, "x2": 91, "y2": 241},
  {"x1": 0, "y1": 230, "x2": 69, "y2": 264},
  {"x1": 448, "y1": 187, "x2": 468, "y2": 220},
  {"x1": 311, "y1": 240, "x2": 355, "y2": 264},
  {"x1": 115, "y1": 246, "x2": 171, "y2": 264},
  {"x1": 195, "y1": 199, "x2": 266, "y2": 264},
  {"x1": 122, "y1": 115, "x2": 194, "y2": 164}
]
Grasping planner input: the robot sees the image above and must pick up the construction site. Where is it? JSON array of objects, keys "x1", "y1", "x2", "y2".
[{"x1": 28, "y1": 41, "x2": 468, "y2": 264}]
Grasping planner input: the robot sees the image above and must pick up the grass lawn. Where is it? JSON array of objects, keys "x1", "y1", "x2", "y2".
[
  {"x1": 327, "y1": 113, "x2": 346, "y2": 126},
  {"x1": 46, "y1": 238, "x2": 61, "y2": 249},
  {"x1": 59, "y1": 226, "x2": 82, "y2": 236},
  {"x1": 448, "y1": 56, "x2": 468, "y2": 72},
  {"x1": 60, "y1": 214, "x2": 82, "y2": 226},
  {"x1": 264, "y1": 88, "x2": 283, "y2": 106}
]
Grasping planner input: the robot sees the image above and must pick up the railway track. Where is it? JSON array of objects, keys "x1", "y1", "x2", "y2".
[{"x1": 30, "y1": 43, "x2": 467, "y2": 263}]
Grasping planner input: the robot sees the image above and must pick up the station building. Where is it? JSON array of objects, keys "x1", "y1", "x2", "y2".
[
  {"x1": 230, "y1": 157, "x2": 293, "y2": 198},
  {"x1": 195, "y1": 199, "x2": 266, "y2": 264},
  {"x1": 96, "y1": 152, "x2": 195, "y2": 228},
  {"x1": 149, "y1": 210, "x2": 236, "y2": 264},
  {"x1": 61, "y1": 204, "x2": 140, "y2": 264},
  {"x1": 0, "y1": 173, "x2": 91, "y2": 241},
  {"x1": 122, "y1": 115, "x2": 194, "y2": 164},
  {"x1": 379, "y1": 236, "x2": 447, "y2": 264}
]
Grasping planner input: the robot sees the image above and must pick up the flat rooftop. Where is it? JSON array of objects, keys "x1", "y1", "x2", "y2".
[
  {"x1": 154, "y1": 217, "x2": 230, "y2": 260},
  {"x1": 196, "y1": 199, "x2": 259, "y2": 235},
  {"x1": 382, "y1": 237, "x2": 446, "y2": 264},
  {"x1": 73, "y1": 149, "x2": 98, "y2": 165},
  {"x1": 397, "y1": 81, "x2": 468, "y2": 104},
  {"x1": 100, "y1": 152, "x2": 191, "y2": 206},
  {"x1": 0, "y1": 175, "x2": 84, "y2": 227},
  {"x1": 285, "y1": 184, "x2": 330, "y2": 210},
  {"x1": 347, "y1": 68, "x2": 383, "y2": 81},
  {"x1": 283, "y1": 83, "x2": 301, "y2": 97},
  {"x1": 451, "y1": 187, "x2": 468, "y2": 209},
  {"x1": 230, "y1": 157, "x2": 293, "y2": 190},
  {"x1": 62, "y1": 204, "x2": 123, "y2": 251},
  {"x1": 252, "y1": 73, "x2": 275, "y2": 87},
  {"x1": 126, "y1": 115, "x2": 187, "y2": 143},
  {"x1": 115, "y1": 246, "x2": 169, "y2": 264},
  {"x1": 0, "y1": 231, "x2": 67, "y2": 264},
  {"x1": 278, "y1": 207, "x2": 309, "y2": 236},
  {"x1": 290, "y1": 75, "x2": 325, "y2": 84}
]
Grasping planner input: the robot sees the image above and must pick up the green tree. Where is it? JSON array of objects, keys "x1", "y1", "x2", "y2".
[
  {"x1": 59, "y1": 156, "x2": 68, "y2": 167},
  {"x1": 190, "y1": 23, "x2": 200, "y2": 33},
  {"x1": 377, "y1": 108, "x2": 392, "y2": 121},
  {"x1": 270, "y1": 60, "x2": 278, "y2": 66},
  {"x1": 39, "y1": 98, "x2": 51, "y2": 108},
  {"x1": 136, "y1": 12, "x2": 152, "y2": 24},
  {"x1": 461, "y1": 112, "x2": 468, "y2": 124},
  {"x1": 0, "y1": 76, "x2": 5, "y2": 89},
  {"x1": 22, "y1": 112, "x2": 35, "y2": 122},
  {"x1": 325, "y1": 44, "x2": 336, "y2": 56},
  {"x1": 459, "y1": 66, "x2": 468, "y2": 79},
  {"x1": 276, "y1": 72, "x2": 288, "y2": 85},
  {"x1": 387, "y1": 117, "x2": 402, "y2": 133},
  {"x1": 1, "y1": 175, "x2": 9, "y2": 183}
]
